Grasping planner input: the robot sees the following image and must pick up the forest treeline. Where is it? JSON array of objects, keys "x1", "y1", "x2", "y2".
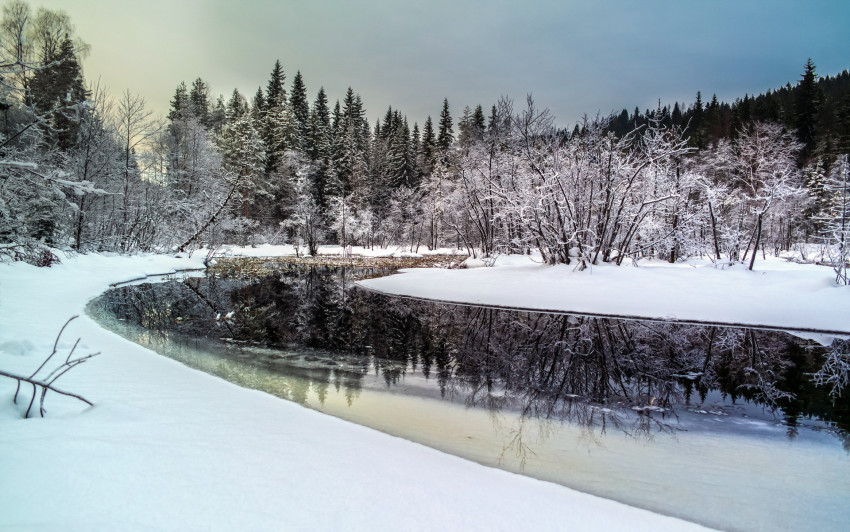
[{"x1": 0, "y1": 0, "x2": 848, "y2": 284}]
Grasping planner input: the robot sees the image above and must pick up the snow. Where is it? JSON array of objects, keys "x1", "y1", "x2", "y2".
[
  {"x1": 0, "y1": 251, "x2": 708, "y2": 531},
  {"x1": 358, "y1": 254, "x2": 850, "y2": 335}
]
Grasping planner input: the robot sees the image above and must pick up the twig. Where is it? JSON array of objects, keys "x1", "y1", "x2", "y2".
[{"x1": 2, "y1": 316, "x2": 99, "y2": 418}]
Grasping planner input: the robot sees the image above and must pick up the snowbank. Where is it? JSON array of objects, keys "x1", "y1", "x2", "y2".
[
  {"x1": 358, "y1": 255, "x2": 850, "y2": 335},
  {"x1": 0, "y1": 252, "x2": 707, "y2": 531}
]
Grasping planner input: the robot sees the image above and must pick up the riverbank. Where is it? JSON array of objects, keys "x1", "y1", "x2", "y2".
[
  {"x1": 358, "y1": 254, "x2": 850, "y2": 337},
  {"x1": 0, "y1": 251, "x2": 707, "y2": 531}
]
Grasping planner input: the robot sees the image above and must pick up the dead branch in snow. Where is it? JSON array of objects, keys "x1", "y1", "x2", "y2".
[{"x1": 2, "y1": 316, "x2": 99, "y2": 418}]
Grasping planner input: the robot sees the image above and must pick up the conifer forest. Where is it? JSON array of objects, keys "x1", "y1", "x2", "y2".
[{"x1": 1, "y1": 1, "x2": 848, "y2": 284}]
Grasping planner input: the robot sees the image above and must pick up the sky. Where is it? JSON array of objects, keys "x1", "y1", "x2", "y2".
[{"x1": 29, "y1": 0, "x2": 850, "y2": 127}]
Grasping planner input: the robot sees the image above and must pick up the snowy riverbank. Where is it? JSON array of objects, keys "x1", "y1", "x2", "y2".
[
  {"x1": 359, "y1": 254, "x2": 850, "y2": 337},
  {"x1": 0, "y1": 251, "x2": 708, "y2": 531}
]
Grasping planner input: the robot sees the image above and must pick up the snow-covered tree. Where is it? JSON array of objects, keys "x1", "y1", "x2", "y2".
[
  {"x1": 818, "y1": 155, "x2": 850, "y2": 284},
  {"x1": 282, "y1": 154, "x2": 324, "y2": 255}
]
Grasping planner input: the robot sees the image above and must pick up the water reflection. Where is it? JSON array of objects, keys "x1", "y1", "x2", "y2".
[
  {"x1": 89, "y1": 265, "x2": 850, "y2": 532},
  {"x1": 94, "y1": 265, "x2": 848, "y2": 437}
]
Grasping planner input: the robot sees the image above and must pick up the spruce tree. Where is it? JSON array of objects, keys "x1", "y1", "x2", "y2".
[
  {"x1": 795, "y1": 58, "x2": 822, "y2": 161},
  {"x1": 209, "y1": 95, "x2": 227, "y2": 133},
  {"x1": 458, "y1": 105, "x2": 473, "y2": 147},
  {"x1": 437, "y1": 98, "x2": 453, "y2": 156},
  {"x1": 262, "y1": 63, "x2": 290, "y2": 173},
  {"x1": 307, "y1": 87, "x2": 330, "y2": 160},
  {"x1": 266, "y1": 60, "x2": 286, "y2": 109},
  {"x1": 471, "y1": 104, "x2": 486, "y2": 143},
  {"x1": 691, "y1": 91, "x2": 705, "y2": 149},
  {"x1": 252, "y1": 87, "x2": 265, "y2": 119},
  {"x1": 410, "y1": 122, "x2": 421, "y2": 187},
  {"x1": 671, "y1": 102, "x2": 682, "y2": 125},
  {"x1": 168, "y1": 82, "x2": 189, "y2": 122},
  {"x1": 189, "y1": 78, "x2": 210, "y2": 126},
  {"x1": 388, "y1": 116, "x2": 412, "y2": 189},
  {"x1": 487, "y1": 105, "x2": 500, "y2": 138},
  {"x1": 421, "y1": 115, "x2": 436, "y2": 175},
  {"x1": 289, "y1": 71, "x2": 310, "y2": 151},
  {"x1": 219, "y1": 112, "x2": 266, "y2": 218},
  {"x1": 227, "y1": 89, "x2": 247, "y2": 121},
  {"x1": 30, "y1": 36, "x2": 88, "y2": 151},
  {"x1": 836, "y1": 91, "x2": 850, "y2": 155}
]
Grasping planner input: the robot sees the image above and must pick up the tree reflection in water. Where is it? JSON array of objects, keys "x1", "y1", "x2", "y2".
[{"x1": 96, "y1": 265, "x2": 849, "y2": 444}]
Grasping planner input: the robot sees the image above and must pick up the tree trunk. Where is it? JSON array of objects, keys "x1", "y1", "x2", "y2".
[
  {"x1": 748, "y1": 213, "x2": 763, "y2": 271},
  {"x1": 708, "y1": 201, "x2": 721, "y2": 260}
]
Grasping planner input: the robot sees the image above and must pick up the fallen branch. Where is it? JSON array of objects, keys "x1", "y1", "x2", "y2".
[{"x1": 2, "y1": 316, "x2": 99, "y2": 418}]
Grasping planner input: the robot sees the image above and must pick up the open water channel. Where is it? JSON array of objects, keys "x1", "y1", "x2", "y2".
[{"x1": 87, "y1": 263, "x2": 850, "y2": 532}]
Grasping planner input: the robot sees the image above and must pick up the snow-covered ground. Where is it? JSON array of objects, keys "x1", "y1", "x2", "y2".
[
  {"x1": 359, "y1": 254, "x2": 850, "y2": 336},
  {"x1": 0, "y1": 251, "x2": 708, "y2": 531}
]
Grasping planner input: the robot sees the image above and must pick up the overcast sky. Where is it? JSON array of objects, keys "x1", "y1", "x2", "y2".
[{"x1": 32, "y1": 0, "x2": 850, "y2": 127}]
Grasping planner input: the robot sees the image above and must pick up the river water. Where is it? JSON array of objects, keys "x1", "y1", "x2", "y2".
[{"x1": 87, "y1": 264, "x2": 850, "y2": 531}]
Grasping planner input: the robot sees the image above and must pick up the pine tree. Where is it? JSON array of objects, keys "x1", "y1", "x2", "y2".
[
  {"x1": 671, "y1": 102, "x2": 682, "y2": 125},
  {"x1": 189, "y1": 77, "x2": 210, "y2": 126},
  {"x1": 326, "y1": 100, "x2": 345, "y2": 198},
  {"x1": 227, "y1": 89, "x2": 247, "y2": 121},
  {"x1": 420, "y1": 115, "x2": 436, "y2": 176},
  {"x1": 410, "y1": 122, "x2": 421, "y2": 187},
  {"x1": 29, "y1": 35, "x2": 88, "y2": 151},
  {"x1": 336, "y1": 88, "x2": 369, "y2": 194},
  {"x1": 691, "y1": 91, "x2": 705, "y2": 149},
  {"x1": 266, "y1": 60, "x2": 286, "y2": 110},
  {"x1": 252, "y1": 87, "x2": 265, "y2": 119},
  {"x1": 837, "y1": 91, "x2": 850, "y2": 155},
  {"x1": 263, "y1": 102, "x2": 294, "y2": 173},
  {"x1": 219, "y1": 112, "x2": 266, "y2": 218},
  {"x1": 388, "y1": 116, "x2": 412, "y2": 189},
  {"x1": 795, "y1": 58, "x2": 822, "y2": 161},
  {"x1": 471, "y1": 104, "x2": 486, "y2": 143},
  {"x1": 168, "y1": 82, "x2": 189, "y2": 121},
  {"x1": 458, "y1": 105, "x2": 473, "y2": 147},
  {"x1": 209, "y1": 95, "x2": 226, "y2": 133},
  {"x1": 437, "y1": 98, "x2": 453, "y2": 157},
  {"x1": 289, "y1": 71, "x2": 310, "y2": 151},
  {"x1": 262, "y1": 63, "x2": 290, "y2": 173},
  {"x1": 487, "y1": 105, "x2": 500, "y2": 138},
  {"x1": 307, "y1": 87, "x2": 330, "y2": 161}
]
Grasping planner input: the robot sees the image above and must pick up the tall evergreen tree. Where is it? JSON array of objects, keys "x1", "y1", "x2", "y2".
[
  {"x1": 227, "y1": 89, "x2": 247, "y2": 120},
  {"x1": 252, "y1": 87, "x2": 265, "y2": 119},
  {"x1": 188, "y1": 78, "x2": 210, "y2": 126},
  {"x1": 219, "y1": 112, "x2": 266, "y2": 219},
  {"x1": 437, "y1": 98, "x2": 453, "y2": 157},
  {"x1": 30, "y1": 35, "x2": 88, "y2": 150},
  {"x1": 471, "y1": 104, "x2": 486, "y2": 143},
  {"x1": 691, "y1": 91, "x2": 705, "y2": 148},
  {"x1": 671, "y1": 102, "x2": 682, "y2": 125},
  {"x1": 388, "y1": 116, "x2": 412, "y2": 189},
  {"x1": 289, "y1": 70, "x2": 310, "y2": 151},
  {"x1": 307, "y1": 87, "x2": 330, "y2": 160},
  {"x1": 266, "y1": 60, "x2": 286, "y2": 110},
  {"x1": 421, "y1": 115, "x2": 436, "y2": 175},
  {"x1": 262, "y1": 62, "x2": 289, "y2": 173},
  {"x1": 795, "y1": 58, "x2": 822, "y2": 161},
  {"x1": 168, "y1": 82, "x2": 189, "y2": 121},
  {"x1": 336, "y1": 88, "x2": 369, "y2": 194},
  {"x1": 410, "y1": 122, "x2": 421, "y2": 186},
  {"x1": 836, "y1": 91, "x2": 850, "y2": 155},
  {"x1": 458, "y1": 105, "x2": 473, "y2": 147},
  {"x1": 209, "y1": 95, "x2": 227, "y2": 133}
]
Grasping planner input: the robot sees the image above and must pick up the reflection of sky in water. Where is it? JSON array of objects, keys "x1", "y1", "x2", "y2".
[{"x1": 88, "y1": 270, "x2": 850, "y2": 532}]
